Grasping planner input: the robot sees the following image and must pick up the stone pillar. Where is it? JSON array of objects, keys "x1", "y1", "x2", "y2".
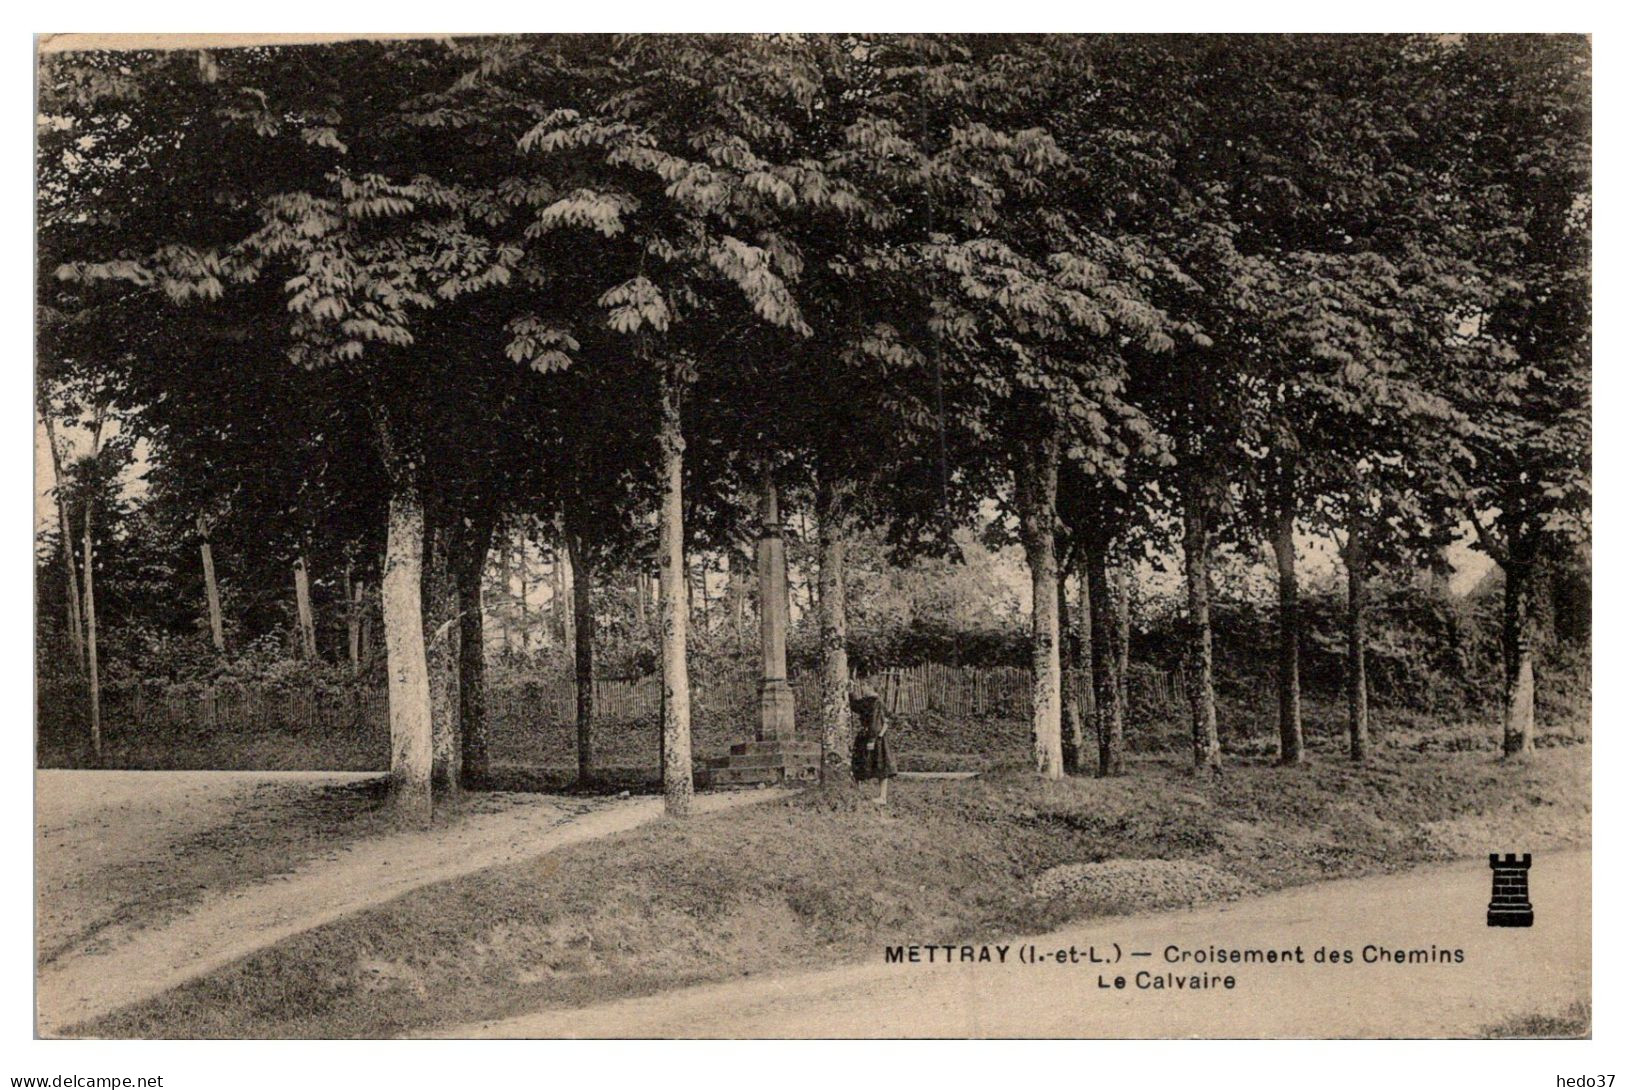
[{"x1": 758, "y1": 469, "x2": 797, "y2": 740}]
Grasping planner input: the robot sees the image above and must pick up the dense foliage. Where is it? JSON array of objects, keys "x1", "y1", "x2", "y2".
[{"x1": 37, "y1": 35, "x2": 1590, "y2": 811}]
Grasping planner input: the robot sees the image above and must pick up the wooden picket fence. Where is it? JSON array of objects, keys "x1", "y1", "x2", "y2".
[
  {"x1": 37, "y1": 679, "x2": 386, "y2": 740},
  {"x1": 38, "y1": 661, "x2": 1192, "y2": 748},
  {"x1": 1130, "y1": 663, "x2": 1186, "y2": 712},
  {"x1": 864, "y1": 663, "x2": 1027, "y2": 717},
  {"x1": 485, "y1": 675, "x2": 661, "y2": 732},
  {"x1": 478, "y1": 662, "x2": 1189, "y2": 728},
  {"x1": 860, "y1": 662, "x2": 1187, "y2": 718}
]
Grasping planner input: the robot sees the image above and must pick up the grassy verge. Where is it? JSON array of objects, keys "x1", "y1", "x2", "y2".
[
  {"x1": 39, "y1": 778, "x2": 400, "y2": 967},
  {"x1": 80, "y1": 743, "x2": 1588, "y2": 1039},
  {"x1": 37, "y1": 720, "x2": 387, "y2": 772},
  {"x1": 1482, "y1": 1001, "x2": 1591, "y2": 1039}
]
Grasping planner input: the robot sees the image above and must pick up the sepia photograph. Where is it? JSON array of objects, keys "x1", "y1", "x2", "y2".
[{"x1": 31, "y1": 31, "x2": 1591, "y2": 1047}]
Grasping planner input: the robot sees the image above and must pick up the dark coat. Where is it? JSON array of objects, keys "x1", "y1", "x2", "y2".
[{"x1": 849, "y1": 694, "x2": 897, "y2": 781}]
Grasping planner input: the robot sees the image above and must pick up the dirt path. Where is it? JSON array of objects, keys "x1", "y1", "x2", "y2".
[
  {"x1": 444, "y1": 850, "x2": 1590, "y2": 1039},
  {"x1": 37, "y1": 771, "x2": 783, "y2": 1036},
  {"x1": 36, "y1": 769, "x2": 380, "y2": 965}
]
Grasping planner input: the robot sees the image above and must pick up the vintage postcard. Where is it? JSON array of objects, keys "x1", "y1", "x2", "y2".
[{"x1": 33, "y1": 32, "x2": 1590, "y2": 1046}]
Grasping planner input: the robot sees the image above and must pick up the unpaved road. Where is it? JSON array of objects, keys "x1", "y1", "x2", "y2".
[
  {"x1": 36, "y1": 769, "x2": 376, "y2": 964},
  {"x1": 446, "y1": 850, "x2": 1590, "y2": 1039},
  {"x1": 36, "y1": 770, "x2": 783, "y2": 1036}
]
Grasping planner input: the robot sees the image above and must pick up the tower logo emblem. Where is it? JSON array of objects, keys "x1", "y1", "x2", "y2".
[{"x1": 1487, "y1": 853, "x2": 1534, "y2": 927}]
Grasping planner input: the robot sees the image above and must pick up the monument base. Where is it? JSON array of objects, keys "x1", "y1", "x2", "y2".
[
  {"x1": 758, "y1": 677, "x2": 797, "y2": 740},
  {"x1": 696, "y1": 737, "x2": 822, "y2": 788},
  {"x1": 697, "y1": 680, "x2": 819, "y2": 788}
]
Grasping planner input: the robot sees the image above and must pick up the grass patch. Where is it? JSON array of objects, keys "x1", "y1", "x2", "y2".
[
  {"x1": 37, "y1": 718, "x2": 388, "y2": 772},
  {"x1": 38, "y1": 778, "x2": 400, "y2": 968},
  {"x1": 79, "y1": 743, "x2": 1588, "y2": 1039},
  {"x1": 1482, "y1": 1001, "x2": 1591, "y2": 1039}
]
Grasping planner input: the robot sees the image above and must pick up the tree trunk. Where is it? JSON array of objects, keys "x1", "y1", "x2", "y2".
[
  {"x1": 547, "y1": 537, "x2": 569, "y2": 659},
  {"x1": 1088, "y1": 548, "x2": 1125, "y2": 777},
  {"x1": 816, "y1": 479, "x2": 852, "y2": 783},
  {"x1": 200, "y1": 523, "x2": 225, "y2": 654},
  {"x1": 422, "y1": 519, "x2": 462, "y2": 798},
  {"x1": 516, "y1": 528, "x2": 529, "y2": 654},
  {"x1": 1016, "y1": 427, "x2": 1065, "y2": 779},
  {"x1": 1502, "y1": 533, "x2": 1537, "y2": 756},
  {"x1": 657, "y1": 367, "x2": 694, "y2": 816},
  {"x1": 359, "y1": 592, "x2": 373, "y2": 666},
  {"x1": 82, "y1": 502, "x2": 100, "y2": 761},
  {"x1": 1345, "y1": 519, "x2": 1370, "y2": 763},
  {"x1": 43, "y1": 414, "x2": 85, "y2": 672},
  {"x1": 697, "y1": 553, "x2": 710, "y2": 633},
  {"x1": 546, "y1": 543, "x2": 559, "y2": 652},
  {"x1": 63, "y1": 512, "x2": 86, "y2": 671},
  {"x1": 1272, "y1": 501, "x2": 1304, "y2": 765},
  {"x1": 452, "y1": 512, "x2": 497, "y2": 785},
  {"x1": 783, "y1": 521, "x2": 795, "y2": 633},
  {"x1": 80, "y1": 405, "x2": 108, "y2": 757},
  {"x1": 565, "y1": 542, "x2": 578, "y2": 659},
  {"x1": 1183, "y1": 487, "x2": 1222, "y2": 772},
  {"x1": 1058, "y1": 565, "x2": 1083, "y2": 775},
  {"x1": 293, "y1": 555, "x2": 318, "y2": 660},
  {"x1": 687, "y1": 556, "x2": 698, "y2": 631},
  {"x1": 1114, "y1": 564, "x2": 1131, "y2": 710},
  {"x1": 807, "y1": 515, "x2": 820, "y2": 616},
  {"x1": 501, "y1": 534, "x2": 514, "y2": 657},
  {"x1": 1078, "y1": 557, "x2": 1096, "y2": 724},
  {"x1": 457, "y1": 555, "x2": 488, "y2": 788},
  {"x1": 649, "y1": 566, "x2": 662, "y2": 638},
  {"x1": 730, "y1": 558, "x2": 746, "y2": 649},
  {"x1": 383, "y1": 489, "x2": 434, "y2": 826},
  {"x1": 566, "y1": 521, "x2": 596, "y2": 785},
  {"x1": 346, "y1": 567, "x2": 363, "y2": 676}
]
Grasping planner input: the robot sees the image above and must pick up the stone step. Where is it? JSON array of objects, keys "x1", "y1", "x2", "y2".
[
  {"x1": 728, "y1": 739, "x2": 822, "y2": 758},
  {"x1": 714, "y1": 751, "x2": 819, "y2": 771},
  {"x1": 699, "y1": 759, "x2": 821, "y2": 788},
  {"x1": 700, "y1": 766, "x2": 784, "y2": 788}
]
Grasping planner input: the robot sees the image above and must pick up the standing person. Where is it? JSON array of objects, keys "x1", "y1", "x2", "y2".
[{"x1": 849, "y1": 684, "x2": 897, "y2": 804}]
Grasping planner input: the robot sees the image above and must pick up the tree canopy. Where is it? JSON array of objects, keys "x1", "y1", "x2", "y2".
[{"x1": 39, "y1": 33, "x2": 1590, "y2": 803}]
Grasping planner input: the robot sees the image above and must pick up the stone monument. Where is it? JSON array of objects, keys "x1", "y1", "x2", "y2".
[{"x1": 697, "y1": 469, "x2": 821, "y2": 787}]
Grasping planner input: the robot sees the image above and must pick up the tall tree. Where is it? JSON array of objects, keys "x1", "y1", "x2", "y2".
[
  {"x1": 198, "y1": 514, "x2": 226, "y2": 653},
  {"x1": 39, "y1": 402, "x2": 86, "y2": 672},
  {"x1": 1419, "y1": 35, "x2": 1591, "y2": 756},
  {"x1": 45, "y1": 42, "x2": 521, "y2": 823}
]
